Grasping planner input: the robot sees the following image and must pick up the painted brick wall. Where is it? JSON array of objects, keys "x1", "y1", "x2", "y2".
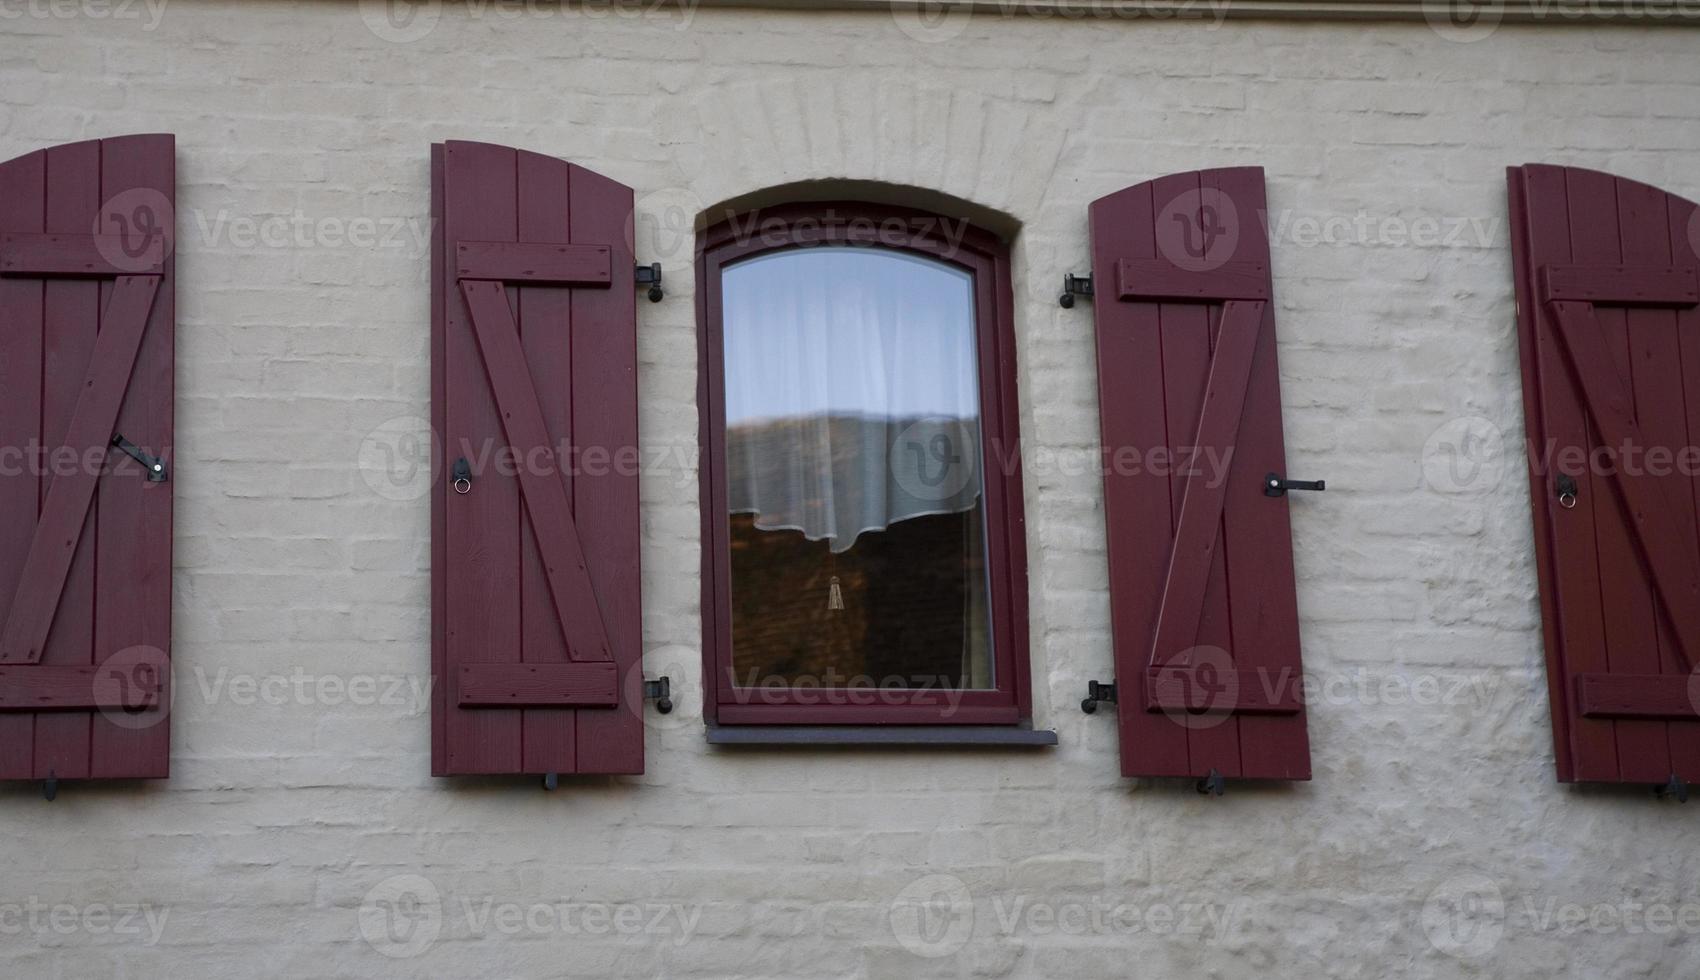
[{"x1": 3, "y1": 3, "x2": 1700, "y2": 977}]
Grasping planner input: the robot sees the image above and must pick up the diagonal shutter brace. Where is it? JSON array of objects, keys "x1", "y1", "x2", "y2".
[{"x1": 110, "y1": 433, "x2": 167, "y2": 482}]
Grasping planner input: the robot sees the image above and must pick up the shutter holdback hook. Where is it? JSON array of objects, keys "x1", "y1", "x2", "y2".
[
  {"x1": 635, "y1": 262, "x2": 663, "y2": 303},
  {"x1": 1059, "y1": 272, "x2": 1094, "y2": 309},
  {"x1": 1080, "y1": 679, "x2": 1116, "y2": 714}
]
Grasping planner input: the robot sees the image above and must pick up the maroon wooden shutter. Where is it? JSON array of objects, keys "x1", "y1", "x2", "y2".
[
  {"x1": 1508, "y1": 164, "x2": 1700, "y2": 790},
  {"x1": 431, "y1": 141, "x2": 643, "y2": 777},
  {"x1": 1087, "y1": 167, "x2": 1312, "y2": 785},
  {"x1": 0, "y1": 135, "x2": 175, "y2": 786}
]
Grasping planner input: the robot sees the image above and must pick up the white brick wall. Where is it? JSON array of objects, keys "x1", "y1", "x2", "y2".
[{"x1": 3, "y1": 3, "x2": 1700, "y2": 977}]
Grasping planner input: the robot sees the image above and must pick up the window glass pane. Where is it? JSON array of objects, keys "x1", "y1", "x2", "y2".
[{"x1": 722, "y1": 246, "x2": 994, "y2": 691}]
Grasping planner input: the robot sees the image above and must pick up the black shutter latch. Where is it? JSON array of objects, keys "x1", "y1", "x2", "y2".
[
  {"x1": 1080, "y1": 679, "x2": 1116, "y2": 714},
  {"x1": 111, "y1": 433, "x2": 168, "y2": 482}
]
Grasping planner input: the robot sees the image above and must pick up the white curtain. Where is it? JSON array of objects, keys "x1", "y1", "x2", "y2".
[{"x1": 723, "y1": 246, "x2": 983, "y2": 554}]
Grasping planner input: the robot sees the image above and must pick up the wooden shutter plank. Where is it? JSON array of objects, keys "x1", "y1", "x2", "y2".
[
  {"x1": 0, "y1": 275, "x2": 158, "y2": 668},
  {"x1": 441, "y1": 140, "x2": 523, "y2": 775},
  {"x1": 460, "y1": 279, "x2": 616, "y2": 663},
  {"x1": 33, "y1": 136, "x2": 103, "y2": 781},
  {"x1": 1091, "y1": 179, "x2": 1191, "y2": 779},
  {"x1": 0, "y1": 233, "x2": 164, "y2": 278},
  {"x1": 1563, "y1": 169, "x2": 1673, "y2": 784},
  {"x1": 515, "y1": 149, "x2": 579, "y2": 775},
  {"x1": 92, "y1": 133, "x2": 174, "y2": 780},
  {"x1": 459, "y1": 663, "x2": 618, "y2": 707},
  {"x1": 1179, "y1": 169, "x2": 1242, "y2": 778},
  {"x1": 1665, "y1": 187, "x2": 1700, "y2": 782},
  {"x1": 564, "y1": 163, "x2": 642, "y2": 775},
  {"x1": 1617, "y1": 175, "x2": 1692, "y2": 779},
  {"x1": 1208, "y1": 166, "x2": 1311, "y2": 781},
  {"x1": 0, "y1": 147, "x2": 45, "y2": 780},
  {"x1": 1512, "y1": 165, "x2": 1617, "y2": 782},
  {"x1": 430, "y1": 143, "x2": 449, "y2": 774},
  {"x1": 456, "y1": 240, "x2": 611, "y2": 285}
]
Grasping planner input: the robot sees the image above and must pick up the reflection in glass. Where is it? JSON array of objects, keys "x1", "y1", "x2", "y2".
[{"x1": 722, "y1": 247, "x2": 994, "y2": 691}]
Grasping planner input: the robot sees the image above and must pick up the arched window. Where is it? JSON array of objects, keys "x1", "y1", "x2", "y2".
[{"x1": 698, "y1": 203, "x2": 1033, "y2": 731}]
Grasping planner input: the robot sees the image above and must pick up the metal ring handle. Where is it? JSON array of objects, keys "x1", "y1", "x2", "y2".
[
  {"x1": 1558, "y1": 491, "x2": 1576, "y2": 510},
  {"x1": 454, "y1": 477, "x2": 472, "y2": 495}
]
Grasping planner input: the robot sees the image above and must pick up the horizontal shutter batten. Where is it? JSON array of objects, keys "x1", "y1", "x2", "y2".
[
  {"x1": 459, "y1": 663, "x2": 619, "y2": 707},
  {"x1": 455, "y1": 240, "x2": 613, "y2": 285},
  {"x1": 1540, "y1": 264, "x2": 1700, "y2": 306},
  {"x1": 0, "y1": 232, "x2": 165, "y2": 277},
  {"x1": 1116, "y1": 258, "x2": 1272, "y2": 302}
]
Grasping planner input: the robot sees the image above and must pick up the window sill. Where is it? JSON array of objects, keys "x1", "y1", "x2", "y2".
[{"x1": 704, "y1": 723, "x2": 1058, "y2": 747}]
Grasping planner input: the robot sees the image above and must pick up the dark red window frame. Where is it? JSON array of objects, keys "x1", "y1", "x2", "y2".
[{"x1": 696, "y1": 202, "x2": 1031, "y2": 726}]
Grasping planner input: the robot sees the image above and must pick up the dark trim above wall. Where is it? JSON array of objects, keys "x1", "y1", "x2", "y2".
[{"x1": 699, "y1": 0, "x2": 1700, "y2": 26}]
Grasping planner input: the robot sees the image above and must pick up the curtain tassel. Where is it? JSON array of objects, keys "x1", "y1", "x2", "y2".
[{"x1": 827, "y1": 575, "x2": 845, "y2": 612}]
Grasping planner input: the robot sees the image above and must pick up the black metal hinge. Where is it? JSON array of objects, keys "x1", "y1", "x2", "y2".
[
  {"x1": 1264, "y1": 473, "x2": 1324, "y2": 497},
  {"x1": 111, "y1": 434, "x2": 167, "y2": 482},
  {"x1": 644, "y1": 676, "x2": 674, "y2": 714},
  {"x1": 636, "y1": 262, "x2": 663, "y2": 303},
  {"x1": 1059, "y1": 272, "x2": 1094, "y2": 309},
  {"x1": 1080, "y1": 679, "x2": 1116, "y2": 714}
]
